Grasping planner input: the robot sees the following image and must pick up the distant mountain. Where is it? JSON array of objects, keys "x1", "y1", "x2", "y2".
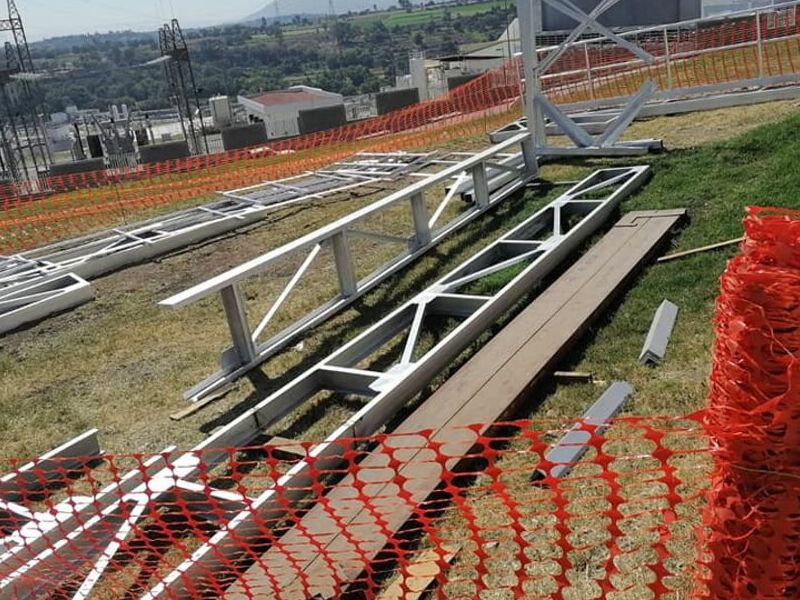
[{"x1": 242, "y1": 0, "x2": 449, "y2": 22}]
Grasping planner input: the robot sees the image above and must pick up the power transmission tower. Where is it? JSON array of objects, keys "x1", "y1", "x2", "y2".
[
  {"x1": 159, "y1": 19, "x2": 209, "y2": 155},
  {"x1": 0, "y1": 0, "x2": 50, "y2": 183},
  {"x1": 329, "y1": 0, "x2": 336, "y2": 17}
]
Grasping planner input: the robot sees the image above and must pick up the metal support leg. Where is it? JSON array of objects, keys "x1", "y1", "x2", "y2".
[
  {"x1": 518, "y1": 0, "x2": 547, "y2": 148},
  {"x1": 471, "y1": 163, "x2": 490, "y2": 209},
  {"x1": 410, "y1": 192, "x2": 432, "y2": 248},
  {"x1": 664, "y1": 27, "x2": 673, "y2": 90},
  {"x1": 756, "y1": 10, "x2": 765, "y2": 79},
  {"x1": 332, "y1": 232, "x2": 358, "y2": 297},
  {"x1": 221, "y1": 284, "x2": 257, "y2": 364}
]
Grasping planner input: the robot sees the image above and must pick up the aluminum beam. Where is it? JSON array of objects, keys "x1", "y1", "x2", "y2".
[
  {"x1": 0, "y1": 430, "x2": 100, "y2": 502},
  {"x1": 162, "y1": 133, "x2": 538, "y2": 403},
  {"x1": 639, "y1": 300, "x2": 679, "y2": 365}
]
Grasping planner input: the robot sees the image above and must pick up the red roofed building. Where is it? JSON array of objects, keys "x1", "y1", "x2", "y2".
[{"x1": 237, "y1": 85, "x2": 345, "y2": 140}]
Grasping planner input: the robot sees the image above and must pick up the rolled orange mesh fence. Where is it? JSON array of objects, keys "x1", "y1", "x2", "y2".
[
  {"x1": 697, "y1": 206, "x2": 800, "y2": 599},
  {"x1": 0, "y1": 417, "x2": 709, "y2": 599}
]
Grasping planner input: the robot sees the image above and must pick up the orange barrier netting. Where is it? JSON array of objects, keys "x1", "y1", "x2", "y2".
[
  {"x1": 697, "y1": 206, "x2": 800, "y2": 599},
  {"x1": 0, "y1": 417, "x2": 710, "y2": 598},
  {"x1": 5, "y1": 6, "x2": 800, "y2": 253}
]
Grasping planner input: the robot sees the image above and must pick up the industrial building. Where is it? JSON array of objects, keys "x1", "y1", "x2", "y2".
[{"x1": 237, "y1": 85, "x2": 345, "y2": 140}]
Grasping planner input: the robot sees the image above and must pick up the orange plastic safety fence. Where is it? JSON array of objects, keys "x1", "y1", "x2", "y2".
[
  {"x1": 697, "y1": 206, "x2": 800, "y2": 599},
  {"x1": 0, "y1": 417, "x2": 709, "y2": 599}
]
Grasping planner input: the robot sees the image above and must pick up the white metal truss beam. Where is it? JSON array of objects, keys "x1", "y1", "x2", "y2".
[
  {"x1": 0, "y1": 153, "x2": 437, "y2": 337},
  {"x1": 162, "y1": 133, "x2": 538, "y2": 403},
  {"x1": 0, "y1": 166, "x2": 650, "y2": 599},
  {"x1": 0, "y1": 274, "x2": 93, "y2": 335}
]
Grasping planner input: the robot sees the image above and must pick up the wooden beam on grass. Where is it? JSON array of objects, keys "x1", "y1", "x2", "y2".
[{"x1": 657, "y1": 237, "x2": 744, "y2": 263}]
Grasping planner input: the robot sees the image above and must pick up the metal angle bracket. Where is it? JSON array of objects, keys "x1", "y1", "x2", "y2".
[
  {"x1": 532, "y1": 381, "x2": 634, "y2": 481},
  {"x1": 639, "y1": 300, "x2": 679, "y2": 365}
]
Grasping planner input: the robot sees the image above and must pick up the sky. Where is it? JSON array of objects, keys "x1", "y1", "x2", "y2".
[{"x1": 15, "y1": 0, "x2": 265, "y2": 41}]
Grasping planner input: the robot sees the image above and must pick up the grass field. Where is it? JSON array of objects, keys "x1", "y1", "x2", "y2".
[
  {"x1": 1, "y1": 100, "x2": 799, "y2": 460},
  {"x1": 367, "y1": 0, "x2": 509, "y2": 28},
  {"x1": 2, "y1": 100, "x2": 799, "y2": 598}
]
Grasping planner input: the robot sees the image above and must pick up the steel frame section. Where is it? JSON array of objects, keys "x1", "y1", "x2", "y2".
[
  {"x1": 490, "y1": 82, "x2": 800, "y2": 144},
  {"x1": 0, "y1": 166, "x2": 649, "y2": 599},
  {"x1": 517, "y1": 0, "x2": 659, "y2": 158},
  {"x1": 163, "y1": 133, "x2": 538, "y2": 403},
  {"x1": 0, "y1": 273, "x2": 92, "y2": 334},
  {"x1": 143, "y1": 165, "x2": 649, "y2": 598}
]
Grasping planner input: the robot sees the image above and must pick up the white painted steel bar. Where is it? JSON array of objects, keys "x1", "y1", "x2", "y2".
[
  {"x1": 142, "y1": 166, "x2": 650, "y2": 598},
  {"x1": 0, "y1": 275, "x2": 93, "y2": 336},
  {"x1": 0, "y1": 431, "x2": 100, "y2": 501},
  {"x1": 597, "y1": 81, "x2": 658, "y2": 147},
  {"x1": 252, "y1": 244, "x2": 322, "y2": 341}
]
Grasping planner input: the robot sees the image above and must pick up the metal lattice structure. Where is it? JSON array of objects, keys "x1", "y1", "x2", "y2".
[
  {"x1": 159, "y1": 19, "x2": 208, "y2": 155},
  {"x1": 0, "y1": 152, "x2": 436, "y2": 334},
  {"x1": 0, "y1": 0, "x2": 50, "y2": 185}
]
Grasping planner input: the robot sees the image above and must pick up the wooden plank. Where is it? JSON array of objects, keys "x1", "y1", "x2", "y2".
[
  {"x1": 224, "y1": 210, "x2": 686, "y2": 600},
  {"x1": 657, "y1": 237, "x2": 743, "y2": 263},
  {"x1": 377, "y1": 544, "x2": 461, "y2": 600}
]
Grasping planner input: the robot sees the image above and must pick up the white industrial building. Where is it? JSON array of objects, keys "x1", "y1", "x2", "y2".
[{"x1": 237, "y1": 86, "x2": 345, "y2": 140}]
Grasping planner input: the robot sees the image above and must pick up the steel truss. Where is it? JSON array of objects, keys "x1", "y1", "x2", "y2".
[
  {"x1": 490, "y1": 83, "x2": 800, "y2": 143},
  {"x1": 0, "y1": 152, "x2": 433, "y2": 333},
  {"x1": 0, "y1": 165, "x2": 649, "y2": 599},
  {"x1": 163, "y1": 133, "x2": 539, "y2": 403},
  {"x1": 159, "y1": 19, "x2": 208, "y2": 155},
  {"x1": 517, "y1": 0, "x2": 660, "y2": 158},
  {"x1": 0, "y1": 0, "x2": 50, "y2": 184}
]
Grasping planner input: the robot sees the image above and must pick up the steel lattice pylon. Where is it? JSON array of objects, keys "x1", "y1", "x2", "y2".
[
  {"x1": 159, "y1": 19, "x2": 209, "y2": 155},
  {"x1": 0, "y1": 0, "x2": 50, "y2": 184}
]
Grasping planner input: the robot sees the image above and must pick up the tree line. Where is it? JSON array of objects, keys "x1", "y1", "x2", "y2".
[{"x1": 30, "y1": 4, "x2": 516, "y2": 113}]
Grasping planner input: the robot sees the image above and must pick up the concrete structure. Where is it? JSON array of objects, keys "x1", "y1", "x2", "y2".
[
  {"x1": 237, "y1": 85, "x2": 344, "y2": 140},
  {"x1": 703, "y1": 0, "x2": 780, "y2": 17},
  {"x1": 542, "y1": 0, "x2": 701, "y2": 30},
  {"x1": 209, "y1": 95, "x2": 234, "y2": 129}
]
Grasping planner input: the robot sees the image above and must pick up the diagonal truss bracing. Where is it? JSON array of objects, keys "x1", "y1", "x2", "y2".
[
  {"x1": 0, "y1": 166, "x2": 649, "y2": 599},
  {"x1": 162, "y1": 133, "x2": 539, "y2": 403}
]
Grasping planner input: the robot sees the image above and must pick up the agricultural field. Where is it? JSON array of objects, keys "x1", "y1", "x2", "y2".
[{"x1": 355, "y1": 0, "x2": 511, "y2": 28}]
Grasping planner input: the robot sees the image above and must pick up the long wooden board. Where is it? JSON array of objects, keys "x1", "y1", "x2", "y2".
[{"x1": 225, "y1": 209, "x2": 686, "y2": 600}]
